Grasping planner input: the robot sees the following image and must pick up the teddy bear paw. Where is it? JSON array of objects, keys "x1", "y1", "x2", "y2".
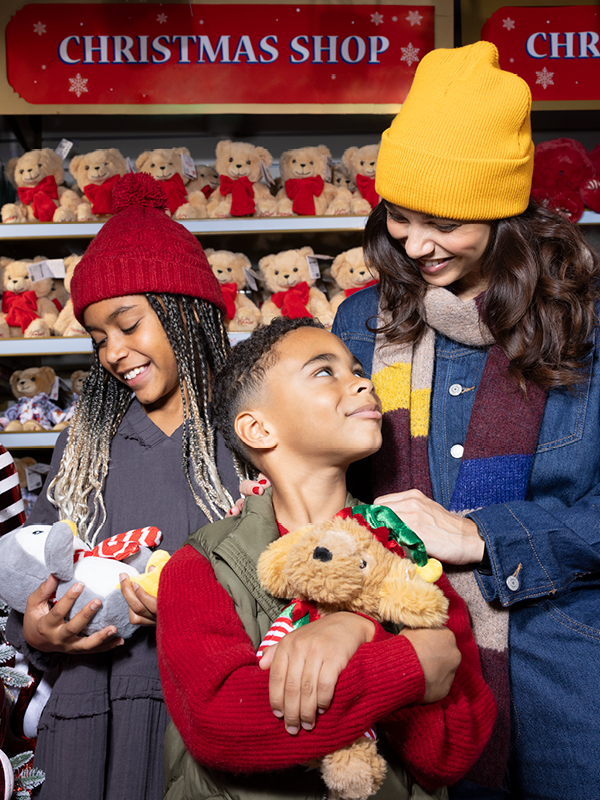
[{"x1": 53, "y1": 207, "x2": 76, "y2": 223}]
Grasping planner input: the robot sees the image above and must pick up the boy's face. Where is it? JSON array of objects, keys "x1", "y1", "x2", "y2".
[{"x1": 256, "y1": 327, "x2": 382, "y2": 467}]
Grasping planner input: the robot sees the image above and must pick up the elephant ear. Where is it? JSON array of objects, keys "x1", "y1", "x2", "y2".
[{"x1": 44, "y1": 520, "x2": 78, "y2": 580}]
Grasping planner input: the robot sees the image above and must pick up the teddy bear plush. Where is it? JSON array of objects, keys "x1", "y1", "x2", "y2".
[
  {"x1": 135, "y1": 147, "x2": 208, "y2": 220},
  {"x1": 531, "y1": 138, "x2": 595, "y2": 222},
  {"x1": 208, "y1": 140, "x2": 278, "y2": 218},
  {"x1": 1, "y1": 149, "x2": 82, "y2": 224},
  {"x1": 53, "y1": 255, "x2": 88, "y2": 337},
  {"x1": 205, "y1": 248, "x2": 261, "y2": 332},
  {"x1": 0, "y1": 520, "x2": 170, "y2": 639},
  {"x1": 68, "y1": 148, "x2": 128, "y2": 222},
  {"x1": 342, "y1": 145, "x2": 381, "y2": 215},
  {"x1": 332, "y1": 163, "x2": 356, "y2": 193},
  {"x1": 258, "y1": 247, "x2": 334, "y2": 328},
  {"x1": 0, "y1": 259, "x2": 60, "y2": 338},
  {"x1": 58, "y1": 369, "x2": 90, "y2": 429},
  {"x1": 276, "y1": 145, "x2": 352, "y2": 217},
  {"x1": 330, "y1": 247, "x2": 379, "y2": 315},
  {"x1": 0, "y1": 366, "x2": 67, "y2": 432},
  {"x1": 186, "y1": 163, "x2": 220, "y2": 201},
  {"x1": 257, "y1": 504, "x2": 447, "y2": 800}
]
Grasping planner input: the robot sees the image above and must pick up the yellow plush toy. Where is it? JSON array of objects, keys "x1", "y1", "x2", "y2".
[
  {"x1": 135, "y1": 147, "x2": 208, "y2": 220},
  {"x1": 342, "y1": 145, "x2": 381, "y2": 215},
  {"x1": 330, "y1": 247, "x2": 379, "y2": 315},
  {"x1": 276, "y1": 145, "x2": 352, "y2": 217},
  {"x1": 2, "y1": 149, "x2": 82, "y2": 224},
  {"x1": 258, "y1": 247, "x2": 334, "y2": 328},
  {"x1": 257, "y1": 504, "x2": 446, "y2": 800},
  {"x1": 205, "y1": 248, "x2": 261, "y2": 333},
  {"x1": 0, "y1": 259, "x2": 60, "y2": 338},
  {"x1": 69, "y1": 148, "x2": 128, "y2": 221},
  {"x1": 208, "y1": 140, "x2": 277, "y2": 218}
]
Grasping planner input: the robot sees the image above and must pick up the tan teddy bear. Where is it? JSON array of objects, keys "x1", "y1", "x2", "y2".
[
  {"x1": 135, "y1": 147, "x2": 208, "y2": 220},
  {"x1": 68, "y1": 148, "x2": 128, "y2": 222},
  {"x1": 0, "y1": 367, "x2": 66, "y2": 432},
  {"x1": 342, "y1": 145, "x2": 381, "y2": 215},
  {"x1": 276, "y1": 145, "x2": 352, "y2": 217},
  {"x1": 53, "y1": 255, "x2": 87, "y2": 337},
  {"x1": 259, "y1": 247, "x2": 333, "y2": 328},
  {"x1": 205, "y1": 248, "x2": 261, "y2": 333},
  {"x1": 0, "y1": 259, "x2": 60, "y2": 338},
  {"x1": 2, "y1": 149, "x2": 82, "y2": 224},
  {"x1": 332, "y1": 163, "x2": 356, "y2": 193},
  {"x1": 208, "y1": 140, "x2": 277, "y2": 218},
  {"x1": 257, "y1": 504, "x2": 447, "y2": 800},
  {"x1": 186, "y1": 164, "x2": 220, "y2": 201},
  {"x1": 330, "y1": 247, "x2": 379, "y2": 315}
]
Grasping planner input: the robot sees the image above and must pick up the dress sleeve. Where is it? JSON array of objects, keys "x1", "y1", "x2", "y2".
[{"x1": 157, "y1": 547, "x2": 495, "y2": 788}]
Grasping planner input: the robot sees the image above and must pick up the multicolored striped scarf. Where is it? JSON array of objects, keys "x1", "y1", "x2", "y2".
[{"x1": 371, "y1": 286, "x2": 547, "y2": 787}]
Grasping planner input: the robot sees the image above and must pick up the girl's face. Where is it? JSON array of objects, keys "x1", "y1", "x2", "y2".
[
  {"x1": 385, "y1": 203, "x2": 492, "y2": 300},
  {"x1": 84, "y1": 295, "x2": 180, "y2": 414}
]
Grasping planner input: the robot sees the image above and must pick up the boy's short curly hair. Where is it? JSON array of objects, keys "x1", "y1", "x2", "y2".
[{"x1": 212, "y1": 317, "x2": 324, "y2": 467}]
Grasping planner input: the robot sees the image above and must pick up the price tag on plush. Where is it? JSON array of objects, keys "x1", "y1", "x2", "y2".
[
  {"x1": 55, "y1": 138, "x2": 74, "y2": 160},
  {"x1": 126, "y1": 157, "x2": 137, "y2": 174},
  {"x1": 305, "y1": 254, "x2": 333, "y2": 281},
  {"x1": 243, "y1": 267, "x2": 259, "y2": 292},
  {"x1": 180, "y1": 153, "x2": 197, "y2": 180},
  {"x1": 27, "y1": 259, "x2": 66, "y2": 282},
  {"x1": 26, "y1": 463, "x2": 51, "y2": 492},
  {"x1": 260, "y1": 160, "x2": 275, "y2": 186}
]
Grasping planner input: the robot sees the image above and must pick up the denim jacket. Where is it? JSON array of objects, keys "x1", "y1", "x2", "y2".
[{"x1": 333, "y1": 286, "x2": 600, "y2": 798}]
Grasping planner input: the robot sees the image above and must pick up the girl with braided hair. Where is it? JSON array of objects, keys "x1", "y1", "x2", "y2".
[{"x1": 4, "y1": 173, "x2": 243, "y2": 800}]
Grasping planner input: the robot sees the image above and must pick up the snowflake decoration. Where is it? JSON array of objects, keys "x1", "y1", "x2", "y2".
[
  {"x1": 33, "y1": 21, "x2": 46, "y2": 35},
  {"x1": 502, "y1": 17, "x2": 515, "y2": 30},
  {"x1": 401, "y1": 42, "x2": 420, "y2": 67},
  {"x1": 406, "y1": 10, "x2": 423, "y2": 26},
  {"x1": 535, "y1": 67, "x2": 554, "y2": 90},
  {"x1": 371, "y1": 11, "x2": 384, "y2": 25},
  {"x1": 157, "y1": 12, "x2": 168, "y2": 24},
  {"x1": 68, "y1": 73, "x2": 88, "y2": 98},
  {"x1": 331, "y1": 74, "x2": 336, "y2": 80}
]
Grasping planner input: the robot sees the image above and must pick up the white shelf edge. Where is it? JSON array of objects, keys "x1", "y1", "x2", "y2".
[
  {"x1": 0, "y1": 432, "x2": 59, "y2": 448},
  {"x1": 578, "y1": 211, "x2": 600, "y2": 224},
  {"x1": 0, "y1": 336, "x2": 93, "y2": 356}
]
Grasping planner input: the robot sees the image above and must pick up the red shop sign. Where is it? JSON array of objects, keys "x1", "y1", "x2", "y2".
[
  {"x1": 482, "y1": 5, "x2": 600, "y2": 102},
  {"x1": 5, "y1": 3, "x2": 435, "y2": 106}
]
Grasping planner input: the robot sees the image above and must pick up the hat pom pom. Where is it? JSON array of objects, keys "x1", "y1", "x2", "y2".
[{"x1": 112, "y1": 172, "x2": 169, "y2": 214}]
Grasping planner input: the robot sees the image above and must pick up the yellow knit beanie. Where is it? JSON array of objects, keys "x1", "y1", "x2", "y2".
[{"x1": 375, "y1": 41, "x2": 534, "y2": 220}]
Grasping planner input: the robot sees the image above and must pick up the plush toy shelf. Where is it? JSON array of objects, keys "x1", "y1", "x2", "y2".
[
  {"x1": 0, "y1": 333, "x2": 248, "y2": 356},
  {"x1": 0, "y1": 431, "x2": 60, "y2": 448}
]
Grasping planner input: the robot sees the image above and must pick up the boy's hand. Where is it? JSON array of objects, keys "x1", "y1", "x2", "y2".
[
  {"x1": 120, "y1": 573, "x2": 157, "y2": 626},
  {"x1": 259, "y1": 612, "x2": 375, "y2": 735},
  {"x1": 22, "y1": 575, "x2": 124, "y2": 654},
  {"x1": 400, "y1": 627, "x2": 461, "y2": 703}
]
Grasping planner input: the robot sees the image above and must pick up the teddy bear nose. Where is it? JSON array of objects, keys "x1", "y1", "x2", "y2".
[{"x1": 313, "y1": 546, "x2": 333, "y2": 563}]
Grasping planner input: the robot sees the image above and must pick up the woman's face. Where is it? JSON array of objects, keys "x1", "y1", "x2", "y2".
[
  {"x1": 83, "y1": 295, "x2": 180, "y2": 413},
  {"x1": 385, "y1": 203, "x2": 492, "y2": 300}
]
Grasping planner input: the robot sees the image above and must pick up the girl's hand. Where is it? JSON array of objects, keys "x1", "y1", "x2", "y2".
[
  {"x1": 22, "y1": 575, "x2": 124, "y2": 654},
  {"x1": 400, "y1": 627, "x2": 461, "y2": 703},
  {"x1": 258, "y1": 612, "x2": 375, "y2": 735},
  {"x1": 227, "y1": 474, "x2": 272, "y2": 517},
  {"x1": 120, "y1": 573, "x2": 157, "y2": 626},
  {"x1": 375, "y1": 490, "x2": 484, "y2": 565}
]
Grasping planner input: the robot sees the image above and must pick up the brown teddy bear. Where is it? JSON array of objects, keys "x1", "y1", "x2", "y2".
[
  {"x1": 186, "y1": 164, "x2": 220, "y2": 200},
  {"x1": 330, "y1": 247, "x2": 379, "y2": 315},
  {"x1": 53, "y1": 255, "x2": 87, "y2": 337},
  {"x1": 68, "y1": 148, "x2": 128, "y2": 221},
  {"x1": 258, "y1": 247, "x2": 334, "y2": 328},
  {"x1": 208, "y1": 140, "x2": 277, "y2": 218},
  {"x1": 205, "y1": 248, "x2": 261, "y2": 332},
  {"x1": 0, "y1": 367, "x2": 67, "y2": 432},
  {"x1": 135, "y1": 147, "x2": 208, "y2": 220},
  {"x1": 332, "y1": 163, "x2": 356, "y2": 193},
  {"x1": 342, "y1": 145, "x2": 381, "y2": 215},
  {"x1": 2, "y1": 149, "x2": 82, "y2": 224},
  {"x1": 0, "y1": 259, "x2": 60, "y2": 338},
  {"x1": 257, "y1": 504, "x2": 447, "y2": 800},
  {"x1": 276, "y1": 145, "x2": 352, "y2": 217}
]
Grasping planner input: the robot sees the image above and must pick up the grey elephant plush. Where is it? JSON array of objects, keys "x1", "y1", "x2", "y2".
[{"x1": 0, "y1": 520, "x2": 169, "y2": 638}]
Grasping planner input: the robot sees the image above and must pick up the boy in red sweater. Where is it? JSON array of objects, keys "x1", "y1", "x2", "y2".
[{"x1": 157, "y1": 318, "x2": 496, "y2": 799}]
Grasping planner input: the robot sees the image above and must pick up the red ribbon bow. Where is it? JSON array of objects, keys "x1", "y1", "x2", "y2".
[
  {"x1": 2, "y1": 290, "x2": 40, "y2": 333},
  {"x1": 271, "y1": 282, "x2": 312, "y2": 319},
  {"x1": 156, "y1": 173, "x2": 188, "y2": 216},
  {"x1": 291, "y1": 599, "x2": 320, "y2": 625},
  {"x1": 83, "y1": 174, "x2": 121, "y2": 215},
  {"x1": 201, "y1": 184, "x2": 216, "y2": 199},
  {"x1": 356, "y1": 174, "x2": 379, "y2": 209},
  {"x1": 17, "y1": 175, "x2": 58, "y2": 222},
  {"x1": 344, "y1": 278, "x2": 379, "y2": 297},
  {"x1": 220, "y1": 282, "x2": 238, "y2": 321},
  {"x1": 285, "y1": 176, "x2": 324, "y2": 216},
  {"x1": 219, "y1": 175, "x2": 256, "y2": 216}
]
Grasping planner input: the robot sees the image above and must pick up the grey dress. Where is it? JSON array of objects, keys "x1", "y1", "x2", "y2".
[{"x1": 6, "y1": 399, "x2": 240, "y2": 800}]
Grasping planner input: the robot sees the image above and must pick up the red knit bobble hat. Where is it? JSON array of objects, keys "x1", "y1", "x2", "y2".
[{"x1": 71, "y1": 172, "x2": 226, "y2": 324}]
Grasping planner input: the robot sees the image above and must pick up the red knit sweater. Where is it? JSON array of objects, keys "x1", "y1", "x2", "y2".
[{"x1": 157, "y1": 545, "x2": 496, "y2": 791}]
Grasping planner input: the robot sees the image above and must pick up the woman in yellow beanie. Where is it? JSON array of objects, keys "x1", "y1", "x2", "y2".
[{"x1": 333, "y1": 41, "x2": 600, "y2": 800}]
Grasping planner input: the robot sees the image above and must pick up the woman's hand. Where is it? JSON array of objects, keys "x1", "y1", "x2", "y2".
[
  {"x1": 22, "y1": 575, "x2": 124, "y2": 654},
  {"x1": 120, "y1": 573, "x2": 157, "y2": 626},
  {"x1": 227, "y1": 474, "x2": 271, "y2": 517},
  {"x1": 375, "y1": 490, "x2": 485, "y2": 565},
  {"x1": 258, "y1": 612, "x2": 375, "y2": 735}
]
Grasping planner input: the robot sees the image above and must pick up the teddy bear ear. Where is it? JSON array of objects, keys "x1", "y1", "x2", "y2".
[
  {"x1": 216, "y1": 140, "x2": 232, "y2": 159},
  {"x1": 331, "y1": 252, "x2": 344, "y2": 277},
  {"x1": 69, "y1": 155, "x2": 83, "y2": 179},
  {"x1": 38, "y1": 366, "x2": 56, "y2": 388},
  {"x1": 135, "y1": 152, "x2": 153, "y2": 172},
  {"x1": 296, "y1": 246, "x2": 314, "y2": 259},
  {"x1": 173, "y1": 146, "x2": 191, "y2": 157},
  {"x1": 257, "y1": 525, "x2": 312, "y2": 597},
  {"x1": 204, "y1": 247, "x2": 214, "y2": 258},
  {"x1": 316, "y1": 145, "x2": 332, "y2": 159},
  {"x1": 254, "y1": 146, "x2": 273, "y2": 168},
  {"x1": 342, "y1": 147, "x2": 358, "y2": 171},
  {"x1": 108, "y1": 149, "x2": 127, "y2": 172},
  {"x1": 9, "y1": 371, "x2": 22, "y2": 393},
  {"x1": 235, "y1": 253, "x2": 252, "y2": 268},
  {"x1": 5, "y1": 157, "x2": 19, "y2": 185},
  {"x1": 43, "y1": 148, "x2": 64, "y2": 181},
  {"x1": 258, "y1": 254, "x2": 275, "y2": 272}
]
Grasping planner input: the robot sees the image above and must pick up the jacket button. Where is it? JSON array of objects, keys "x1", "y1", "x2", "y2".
[
  {"x1": 450, "y1": 444, "x2": 464, "y2": 459},
  {"x1": 506, "y1": 575, "x2": 520, "y2": 591},
  {"x1": 449, "y1": 383, "x2": 462, "y2": 396}
]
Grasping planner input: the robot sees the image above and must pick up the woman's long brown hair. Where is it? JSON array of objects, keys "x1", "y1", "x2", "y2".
[{"x1": 364, "y1": 200, "x2": 600, "y2": 390}]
